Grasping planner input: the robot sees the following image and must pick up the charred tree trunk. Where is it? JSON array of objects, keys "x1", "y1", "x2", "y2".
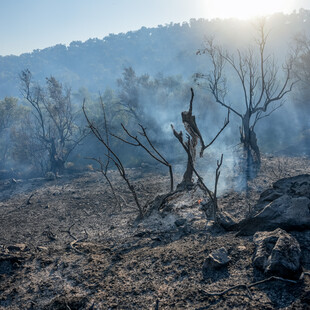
[
  {"x1": 175, "y1": 88, "x2": 203, "y2": 189},
  {"x1": 173, "y1": 88, "x2": 229, "y2": 190},
  {"x1": 177, "y1": 140, "x2": 195, "y2": 190},
  {"x1": 171, "y1": 126, "x2": 194, "y2": 190},
  {"x1": 240, "y1": 112, "x2": 261, "y2": 181},
  {"x1": 49, "y1": 139, "x2": 65, "y2": 175}
]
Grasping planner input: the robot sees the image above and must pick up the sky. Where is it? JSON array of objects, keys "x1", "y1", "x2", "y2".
[{"x1": 0, "y1": 0, "x2": 310, "y2": 56}]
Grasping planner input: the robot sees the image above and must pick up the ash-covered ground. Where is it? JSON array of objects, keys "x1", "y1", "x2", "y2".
[{"x1": 0, "y1": 155, "x2": 310, "y2": 309}]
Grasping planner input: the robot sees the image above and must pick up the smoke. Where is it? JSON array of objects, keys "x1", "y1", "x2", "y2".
[{"x1": 2, "y1": 12, "x2": 310, "y2": 185}]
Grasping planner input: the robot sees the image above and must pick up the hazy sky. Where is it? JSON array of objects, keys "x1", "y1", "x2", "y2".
[{"x1": 1, "y1": 0, "x2": 310, "y2": 56}]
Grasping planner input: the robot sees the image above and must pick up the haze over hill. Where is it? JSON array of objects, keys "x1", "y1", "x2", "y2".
[{"x1": 1, "y1": 10, "x2": 310, "y2": 100}]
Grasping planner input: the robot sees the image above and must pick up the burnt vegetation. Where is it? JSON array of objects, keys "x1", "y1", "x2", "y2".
[{"x1": 1, "y1": 13, "x2": 310, "y2": 310}]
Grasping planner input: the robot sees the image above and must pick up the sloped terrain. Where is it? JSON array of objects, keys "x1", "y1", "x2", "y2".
[{"x1": 0, "y1": 155, "x2": 310, "y2": 309}]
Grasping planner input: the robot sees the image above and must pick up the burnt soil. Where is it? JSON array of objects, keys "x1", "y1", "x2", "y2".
[{"x1": 0, "y1": 155, "x2": 310, "y2": 309}]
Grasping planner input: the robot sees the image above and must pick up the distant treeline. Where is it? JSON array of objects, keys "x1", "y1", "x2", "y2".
[{"x1": 1, "y1": 10, "x2": 310, "y2": 99}]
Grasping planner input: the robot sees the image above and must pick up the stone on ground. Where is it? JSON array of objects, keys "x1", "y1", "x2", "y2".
[
  {"x1": 203, "y1": 246, "x2": 231, "y2": 270},
  {"x1": 252, "y1": 228, "x2": 302, "y2": 279}
]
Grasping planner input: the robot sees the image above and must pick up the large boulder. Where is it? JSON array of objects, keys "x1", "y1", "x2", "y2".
[
  {"x1": 238, "y1": 175, "x2": 310, "y2": 235},
  {"x1": 252, "y1": 228, "x2": 302, "y2": 279}
]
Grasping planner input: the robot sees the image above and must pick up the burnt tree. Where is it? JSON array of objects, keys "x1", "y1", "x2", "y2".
[
  {"x1": 171, "y1": 88, "x2": 228, "y2": 220},
  {"x1": 196, "y1": 21, "x2": 298, "y2": 179},
  {"x1": 20, "y1": 69, "x2": 86, "y2": 174},
  {"x1": 172, "y1": 88, "x2": 228, "y2": 190},
  {"x1": 83, "y1": 100, "x2": 146, "y2": 218}
]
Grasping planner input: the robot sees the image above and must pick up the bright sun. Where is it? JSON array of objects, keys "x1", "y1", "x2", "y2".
[{"x1": 205, "y1": 0, "x2": 294, "y2": 20}]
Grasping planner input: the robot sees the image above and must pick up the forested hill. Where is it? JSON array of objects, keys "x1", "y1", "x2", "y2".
[{"x1": 1, "y1": 10, "x2": 310, "y2": 99}]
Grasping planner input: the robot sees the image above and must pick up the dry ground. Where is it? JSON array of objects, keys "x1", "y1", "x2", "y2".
[{"x1": 0, "y1": 155, "x2": 310, "y2": 309}]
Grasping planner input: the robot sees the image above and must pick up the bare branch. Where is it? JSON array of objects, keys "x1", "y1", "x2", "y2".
[
  {"x1": 114, "y1": 123, "x2": 174, "y2": 192},
  {"x1": 201, "y1": 110, "x2": 230, "y2": 156},
  {"x1": 83, "y1": 100, "x2": 145, "y2": 217}
]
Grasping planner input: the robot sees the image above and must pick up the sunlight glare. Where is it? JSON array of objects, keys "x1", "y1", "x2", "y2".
[{"x1": 204, "y1": 0, "x2": 294, "y2": 20}]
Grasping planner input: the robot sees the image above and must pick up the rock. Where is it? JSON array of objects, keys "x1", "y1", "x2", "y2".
[
  {"x1": 37, "y1": 246, "x2": 49, "y2": 252},
  {"x1": 203, "y1": 247, "x2": 231, "y2": 270},
  {"x1": 273, "y1": 174, "x2": 310, "y2": 197},
  {"x1": 259, "y1": 188, "x2": 283, "y2": 204},
  {"x1": 217, "y1": 211, "x2": 238, "y2": 230},
  {"x1": 237, "y1": 174, "x2": 310, "y2": 235},
  {"x1": 253, "y1": 228, "x2": 302, "y2": 279},
  {"x1": 204, "y1": 220, "x2": 224, "y2": 233},
  {"x1": 7, "y1": 244, "x2": 28, "y2": 252}
]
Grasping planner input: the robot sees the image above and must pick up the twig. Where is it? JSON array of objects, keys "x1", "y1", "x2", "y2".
[
  {"x1": 157, "y1": 188, "x2": 183, "y2": 211},
  {"x1": 69, "y1": 229, "x2": 88, "y2": 254},
  {"x1": 203, "y1": 276, "x2": 298, "y2": 298},
  {"x1": 99, "y1": 94, "x2": 111, "y2": 174},
  {"x1": 70, "y1": 229, "x2": 88, "y2": 247},
  {"x1": 66, "y1": 222, "x2": 78, "y2": 240},
  {"x1": 26, "y1": 193, "x2": 35, "y2": 205},
  {"x1": 63, "y1": 222, "x2": 89, "y2": 254},
  {"x1": 201, "y1": 110, "x2": 230, "y2": 156}
]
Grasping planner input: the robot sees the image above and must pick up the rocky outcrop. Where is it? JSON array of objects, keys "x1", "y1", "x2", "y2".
[
  {"x1": 237, "y1": 175, "x2": 310, "y2": 235},
  {"x1": 252, "y1": 228, "x2": 302, "y2": 279}
]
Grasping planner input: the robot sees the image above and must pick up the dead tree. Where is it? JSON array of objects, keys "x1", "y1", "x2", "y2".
[
  {"x1": 196, "y1": 20, "x2": 298, "y2": 180},
  {"x1": 82, "y1": 100, "x2": 145, "y2": 218},
  {"x1": 171, "y1": 125, "x2": 224, "y2": 221},
  {"x1": 112, "y1": 123, "x2": 174, "y2": 192},
  {"x1": 173, "y1": 88, "x2": 229, "y2": 190},
  {"x1": 171, "y1": 88, "x2": 228, "y2": 219},
  {"x1": 181, "y1": 88, "x2": 206, "y2": 159}
]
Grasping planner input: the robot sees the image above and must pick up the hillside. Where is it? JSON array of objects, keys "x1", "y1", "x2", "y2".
[
  {"x1": 1, "y1": 10, "x2": 310, "y2": 99},
  {"x1": 1, "y1": 155, "x2": 310, "y2": 309}
]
